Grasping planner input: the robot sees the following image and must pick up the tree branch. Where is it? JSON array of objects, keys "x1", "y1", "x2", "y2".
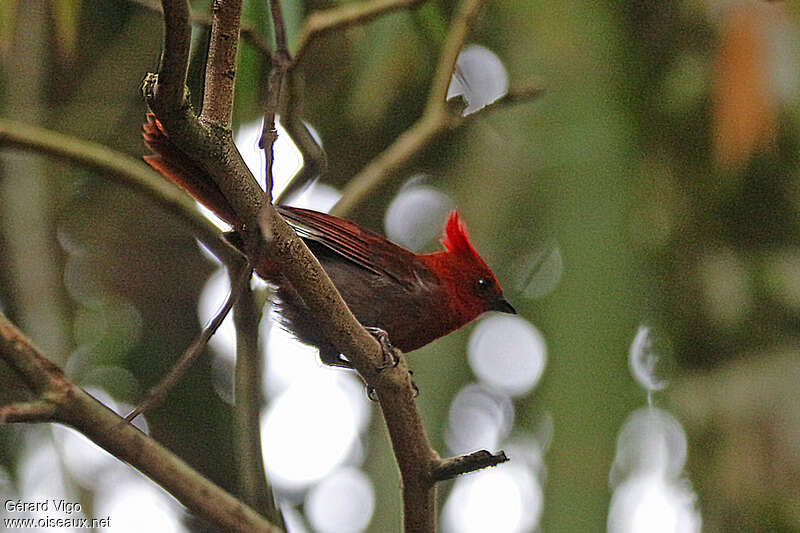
[
  {"x1": 432, "y1": 450, "x2": 509, "y2": 482},
  {"x1": 425, "y1": 0, "x2": 485, "y2": 113},
  {"x1": 256, "y1": 206, "x2": 439, "y2": 533},
  {"x1": 290, "y1": 0, "x2": 427, "y2": 69},
  {"x1": 0, "y1": 313, "x2": 283, "y2": 533},
  {"x1": 201, "y1": 0, "x2": 242, "y2": 128},
  {"x1": 145, "y1": 0, "x2": 264, "y2": 231},
  {"x1": 0, "y1": 400, "x2": 58, "y2": 424},
  {"x1": 155, "y1": 0, "x2": 191, "y2": 111},
  {"x1": 329, "y1": 0, "x2": 491, "y2": 216},
  {"x1": 124, "y1": 262, "x2": 252, "y2": 421},
  {"x1": 0, "y1": 118, "x2": 235, "y2": 263},
  {"x1": 233, "y1": 274, "x2": 285, "y2": 528}
]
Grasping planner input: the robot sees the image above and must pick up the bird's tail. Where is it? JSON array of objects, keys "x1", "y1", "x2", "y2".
[{"x1": 142, "y1": 113, "x2": 243, "y2": 228}]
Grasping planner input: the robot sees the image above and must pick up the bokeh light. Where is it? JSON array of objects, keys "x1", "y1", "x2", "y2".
[
  {"x1": 609, "y1": 407, "x2": 688, "y2": 486},
  {"x1": 447, "y1": 44, "x2": 509, "y2": 116},
  {"x1": 261, "y1": 371, "x2": 364, "y2": 492},
  {"x1": 442, "y1": 463, "x2": 541, "y2": 533},
  {"x1": 384, "y1": 179, "x2": 453, "y2": 252},
  {"x1": 608, "y1": 408, "x2": 701, "y2": 533},
  {"x1": 235, "y1": 119, "x2": 304, "y2": 200},
  {"x1": 306, "y1": 467, "x2": 375, "y2": 533},
  {"x1": 445, "y1": 383, "x2": 514, "y2": 455},
  {"x1": 467, "y1": 314, "x2": 547, "y2": 397},
  {"x1": 511, "y1": 244, "x2": 563, "y2": 300},
  {"x1": 94, "y1": 478, "x2": 184, "y2": 533},
  {"x1": 628, "y1": 326, "x2": 667, "y2": 393},
  {"x1": 608, "y1": 473, "x2": 701, "y2": 533}
]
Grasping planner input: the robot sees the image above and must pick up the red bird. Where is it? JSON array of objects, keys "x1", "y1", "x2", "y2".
[{"x1": 142, "y1": 114, "x2": 515, "y2": 367}]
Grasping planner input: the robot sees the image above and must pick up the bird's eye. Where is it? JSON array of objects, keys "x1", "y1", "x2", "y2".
[{"x1": 476, "y1": 277, "x2": 490, "y2": 291}]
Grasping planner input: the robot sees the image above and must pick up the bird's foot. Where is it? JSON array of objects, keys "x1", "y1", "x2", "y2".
[
  {"x1": 409, "y1": 369, "x2": 419, "y2": 398},
  {"x1": 365, "y1": 327, "x2": 400, "y2": 371}
]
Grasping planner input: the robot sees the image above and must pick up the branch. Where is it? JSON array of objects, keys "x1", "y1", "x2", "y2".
[
  {"x1": 431, "y1": 450, "x2": 509, "y2": 482},
  {"x1": 0, "y1": 119, "x2": 236, "y2": 264},
  {"x1": 155, "y1": 0, "x2": 191, "y2": 111},
  {"x1": 290, "y1": 0, "x2": 427, "y2": 69},
  {"x1": 0, "y1": 401, "x2": 58, "y2": 424},
  {"x1": 330, "y1": 0, "x2": 547, "y2": 216},
  {"x1": 124, "y1": 262, "x2": 253, "y2": 421},
  {"x1": 145, "y1": 0, "x2": 265, "y2": 231},
  {"x1": 257, "y1": 206, "x2": 440, "y2": 533},
  {"x1": 425, "y1": 0, "x2": 485, "y2": 113},
  {"x1": 201, "y1": 0, "x2": 242, "y2": 128},
  {"x1": 259, "y1": 0, "x2": 292, "y2": 203},
  {"x1": 330, "y1": 111, "x2": 449, "y2": 217},
  {"x1": 0, "y1": 313, "x2": 283, "y2": 533},
  {"x1": 233, "y1": 275, "x2": 285, "y2": 528}
]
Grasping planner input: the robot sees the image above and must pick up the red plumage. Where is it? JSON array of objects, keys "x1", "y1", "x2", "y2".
[{"x1": 142, "y1": 113, "x2": 515, "y2": 366}]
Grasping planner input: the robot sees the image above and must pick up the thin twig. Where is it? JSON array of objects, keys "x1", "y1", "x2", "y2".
[
  {"x1": 261, "y1": 67, "x2": 283, "y2": 203},
  {"x1": 125, "y1": 263, "x2": 253, "y2": 421},
  {"x1": 426, "y1": 0, "x2": 485, "y2": 112},
  {"x1": 290, "y1": 0, "x2": 427, "y2": 69},
  {"x1": 330, "y1": 112, "x2": 448, "y2": 217},
  {"x1": 269, "y1": 0, "x2": 289, "y2": 56},
  {"x1": 259, "y1": 0, "x2": 292, "y2": 203},
  {"x1": 330, "y1": 0, "x2": 486, "y2": 216},
  {"x1": 0, "y1": 313, "x2": 283, "y2": 533}
]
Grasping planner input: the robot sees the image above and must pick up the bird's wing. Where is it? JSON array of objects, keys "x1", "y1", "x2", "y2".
[{"x1": 276, "y1": 206, "x2": 427, "y2": 286}]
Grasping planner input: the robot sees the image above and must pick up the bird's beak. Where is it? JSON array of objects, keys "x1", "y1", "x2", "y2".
[{"x1": 494, "y1": 296, "x2": 516, "y2": 314}]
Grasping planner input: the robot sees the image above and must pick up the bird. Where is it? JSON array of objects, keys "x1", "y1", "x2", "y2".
[{"x1": 142, "y1": 113, "x2": 516, "y2": 367}]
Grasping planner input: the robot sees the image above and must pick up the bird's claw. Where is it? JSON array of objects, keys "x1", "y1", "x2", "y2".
[
  {"x1": 365, "y1": 327, "x2": 400, "y2": 371},
  {"x1": 408, "y1": 369, "x2": 419, "y2": 398},
  {"x1": 367, "y1": 386, "x2": 379, "y2": 402}
]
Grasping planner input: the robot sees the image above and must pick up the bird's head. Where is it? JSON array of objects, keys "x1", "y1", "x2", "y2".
[{"x1": 425, "y1": 211, "x2": 516, "y2": 322}]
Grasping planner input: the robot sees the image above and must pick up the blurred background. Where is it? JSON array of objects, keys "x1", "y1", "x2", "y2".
[{"x1": 1, "y1": 0, "x2": 799, "y2": 532}]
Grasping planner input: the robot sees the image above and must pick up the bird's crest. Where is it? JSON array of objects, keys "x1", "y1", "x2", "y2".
[{"x1": 441, "y1": 211, "x2": 478, "y2": 256}]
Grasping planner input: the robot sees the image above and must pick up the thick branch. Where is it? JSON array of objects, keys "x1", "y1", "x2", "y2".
[
  {"x1": 201, "y1": 0, "x2": 243, "y2": 128},
  {"x1": 0, "y1": 119, "x2": 235, "y2": 264},
  {"x1": 257, "y1": 206, "x2": 441, "y2": 532},
  {"x1": 375, "y1": 358, "x2": 439, "y2": 533},
  {"x1": 145, "y1": 0, "x2": 264, "y2": 230},
  {"x1": 0, "y1": 313, "x2": 282, "y2": 533}
]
